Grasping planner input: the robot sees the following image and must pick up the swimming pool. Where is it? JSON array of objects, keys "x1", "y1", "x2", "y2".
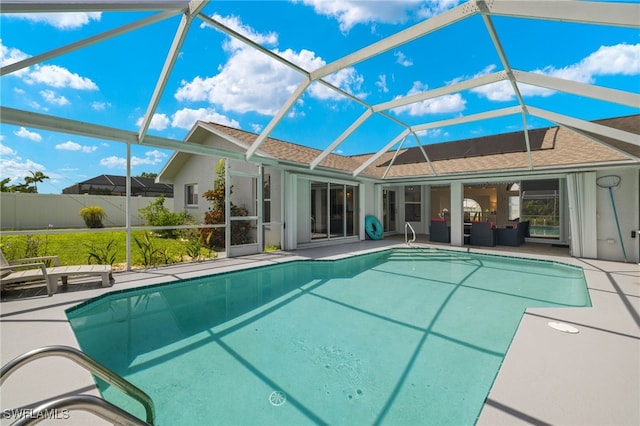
[{"x1": 66, "y1": 248, "x2": 590, "y2": 425}]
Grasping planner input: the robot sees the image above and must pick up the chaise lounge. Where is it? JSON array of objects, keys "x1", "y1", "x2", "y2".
[{"x1": 1, "y1": 251, "x2": 112, "y2": 296}]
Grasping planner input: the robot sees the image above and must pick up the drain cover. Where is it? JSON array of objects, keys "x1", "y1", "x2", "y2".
[
  {"x1": 269, "y1": 391, "x2": 286, "y2": 406},
  {"x1": 548, "y1": 321, "x2": 579, "y2": 334}
]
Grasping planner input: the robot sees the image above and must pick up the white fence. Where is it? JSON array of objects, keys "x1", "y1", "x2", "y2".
[{"x1": 0, "y1": 193, "x2": 175, "y2": 230}]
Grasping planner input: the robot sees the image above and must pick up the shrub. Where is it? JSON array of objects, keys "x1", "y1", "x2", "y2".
[
  {"x1": 0, "y1": 235, "x2": 49, "y2": 261},
  {"x1": 80, "y1": 206, "x2": 106, "y2": 228},
  {"x1": 85, "y1": 239, "x2": 118, "y2": 266},
  {"x1": 133, "y1": 232, "x2": 161, "y2": 267},
  {"x1": 138, "y1": 195, "x2": 194, "y2": 238}
]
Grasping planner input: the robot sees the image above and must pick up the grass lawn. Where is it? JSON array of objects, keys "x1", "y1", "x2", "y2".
[{"x1": 0, "y1": 230, "x2": 218, "y2": 270}]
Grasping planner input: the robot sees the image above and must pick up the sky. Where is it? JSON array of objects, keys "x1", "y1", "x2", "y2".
[{"x1": 0, "y1": 0, "x2": 639, "y2": 194}]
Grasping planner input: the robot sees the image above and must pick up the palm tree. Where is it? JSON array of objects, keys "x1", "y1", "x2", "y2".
[
  {"x1": 0, "y1": 177, "x2": 13, "y2": 192},
  {"x1": 24, "y1": 170, "x2": 49, "y2": 193}
]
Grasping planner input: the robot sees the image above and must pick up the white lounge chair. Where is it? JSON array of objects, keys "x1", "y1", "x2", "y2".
[{"x1": 1, "y1": 251, "x2": 112, "y2": 296}]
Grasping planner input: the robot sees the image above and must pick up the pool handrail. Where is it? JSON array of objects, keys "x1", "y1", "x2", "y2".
[
  {"x1": 0, "y1": 345, "x2": 156, "y2": 425},
  {"x1": 405, "y1": 222, "x2": 416, "y2": 245}
]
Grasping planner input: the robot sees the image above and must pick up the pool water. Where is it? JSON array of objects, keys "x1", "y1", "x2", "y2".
[{"x1": 66, "y1": 248, "x2": 590, "y2": 425}]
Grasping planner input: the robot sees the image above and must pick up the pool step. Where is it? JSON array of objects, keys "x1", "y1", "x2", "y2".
[{"x1": 385, "y1": 249, "x2": 476, "y2": 262}]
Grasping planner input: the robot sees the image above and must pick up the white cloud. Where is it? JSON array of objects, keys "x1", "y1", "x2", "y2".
[
  {"x1": 92, "y1": 101, "x2": 111, "y2": 111},
  {"x1": 40, "y1": 89, "x2": 69, "y2": 106},
  {"x1": 136, "y1": 113, "x2": 170, "y2": 131},
  {"x1": 28, "y1": 101, "x2": 46, "y2": 111},
  {"x1": 14, "y1": 127, "x2": 42, "y2": 142},
  {"x1": 0, "y1": 157, "x2": 46, "y2": 182},
  {"x1": 55, "y1": 141, "x2": 97, "y2": 153},
  {"x1": 25, "y1": 64, "x2": 98, "y2": 90},
  {"x1": 577, "y1": 43, "x2": 640, "y2": 76},
  {"x1": 200, "y1": 13, "x2": 277, "y2": 50},
  {"x1": 171, "y1": 107, "x2": 240, "y2": 130},
  {"x1": 395, "y1": 51, "x2": 413, "y2": 67},
  {"x1": 10, "y1": 12, "x2": 101, "y2": 29},
  {"x1": 376, "y1": 74, "x2": 389, "y2": 93},
  {"x1": 415, "y1": 128, "x2": 447, "y2": 138},
  {"x1": 2, "y1": 40, "x2": 98, "y2": 90},
  {"x1": 392, "y1": 81, "x2": 466, "y2": 116},
  {"x1": 178, "y1": 15, "x2": 363, "y2": 115},
  {"x1": 473, "y1": 43, "x2": 640, "y2": 101},
  {"x1": 250, "y1": 123, "x2": 264, "y2": 133},
  {"x1": 0, "y1": 39, "x2": 29, "y2": 77},
  {"x1": 0, "y1": 143, "x2": 16, "y2": 156},
  {"x1": 293, "y1": 0, "x2": 460, "y2": 32},
  {"x1": 100, "y1": 150, "x2": 167, "y2": 169},
  {"x1": 308, "y1": 67, "x2": 366, "y2": 100}
]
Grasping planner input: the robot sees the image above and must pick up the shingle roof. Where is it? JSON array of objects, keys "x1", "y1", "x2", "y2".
[
  {"x1": 62, "y1": 174, "x2": 173, "y2": 196},
  {"x1": 203, "y1": 114, "x2": 638, "y2": 179}
]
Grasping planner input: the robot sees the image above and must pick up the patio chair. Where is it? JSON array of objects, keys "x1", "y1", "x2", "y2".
[
  {"x1": 496, "y1": 220, "x2": 530, "y2": 246},
  {"x1": 1, "y1": 251, "x2": 112, "y2": 296},
  {"x1": 469, "y1": 222, "x2": 497, "y2": 247},
  {"x1": 429, "y1": 219, "x2": 450, "y2": 243}
]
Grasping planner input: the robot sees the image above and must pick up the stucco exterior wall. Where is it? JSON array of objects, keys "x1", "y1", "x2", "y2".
[{"x1": 595, "y1": 167, "x2": 639, "y2": 263}]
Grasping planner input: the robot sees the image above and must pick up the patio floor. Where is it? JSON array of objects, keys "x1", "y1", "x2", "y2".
[{"x1": 1, "y1": 237, "x2": 638, "y2": 425}]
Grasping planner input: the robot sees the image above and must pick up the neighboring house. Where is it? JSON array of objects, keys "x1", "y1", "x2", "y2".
[
  {"x1": 157, "y1": 115, "x2": 639, "y2": 262},
  {"x1": 62, "y1": 175, "x2": 173, "y2": 197}
]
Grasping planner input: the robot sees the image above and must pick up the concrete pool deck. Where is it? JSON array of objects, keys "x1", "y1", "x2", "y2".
[{"x1": 1, "y1": 238, "x2": 638, "y2": 425}]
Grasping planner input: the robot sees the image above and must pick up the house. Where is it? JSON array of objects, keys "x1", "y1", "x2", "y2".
[
  {"x1": 157, "y1": 114, "x2": 639, "y2": 263},
  {"x1": 62, "y1": 174, "x2": 173, "y2": 198}
]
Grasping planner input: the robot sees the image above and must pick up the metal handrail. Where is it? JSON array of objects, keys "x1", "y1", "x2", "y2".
[
  {"x1": 405, "y1": 222, "x2": 416, "y2": 245},
  {"x1": 1, "y1": 345, "x2": 155, "y2": 425},
  {"x1": 11, "y1": 394, "x2": 150, "y2": 426}
]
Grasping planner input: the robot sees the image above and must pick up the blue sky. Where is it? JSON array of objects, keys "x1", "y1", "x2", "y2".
[{"x1": 1, "y1": 0, "x2": 639, "y2": 194}]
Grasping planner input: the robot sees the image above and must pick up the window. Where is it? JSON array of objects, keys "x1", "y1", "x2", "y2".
[
  {"x1": 185, "y1": 184, "x2": 198, "y2": 207},
  {"x1": 404, "y1": 186, "x2": 421, "y2": 221},
  {"x1": 263, "y1": 175, "x2": 271, "y2": 223},
  {"x1": 463, "y1": 198, "x2": 482, "y2": 222},
  {"x1": 520, "y1": 179, "x2": 560, "y2": 239}
]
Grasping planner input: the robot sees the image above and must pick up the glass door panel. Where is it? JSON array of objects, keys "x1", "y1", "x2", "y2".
[
  {"x1": 346, "y1": 185, "x2": 358, "y2": 236},
  {"x1": 383, "y1": 190, "x2": 397, "y2": 232},
  {"x1": 311, "y1": 182, "x2": 328, "y2": 240},
  {"x1": 330, "y1": 183, "x2": 344, "y2": 238}
]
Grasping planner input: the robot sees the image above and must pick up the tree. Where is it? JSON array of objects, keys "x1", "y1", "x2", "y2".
[
  {"x1": 138, "y1": 172, "x2": 158, "y2": 179},
  {"x1": 24, "y1": 170, "x2": 49, "y2": 193},
  {"x1": 0, "y1": 178, "x2": 14, "y2": 192},
  {"x1": 0, "y1": 177, "x2": 35, "y2": 193}
]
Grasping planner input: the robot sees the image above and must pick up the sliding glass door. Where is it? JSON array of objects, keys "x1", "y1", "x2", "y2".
[{"x1": 311, "y1": 181, "x2": 359, "y2": 240}]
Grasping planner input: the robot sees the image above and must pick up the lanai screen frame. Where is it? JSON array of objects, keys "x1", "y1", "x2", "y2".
[
  {"x1": 0, "y1": 0, "x2": 639, "y2": 266},
  {"x1": 1, "y1": 0, "x2": 638, "y2": 170}
]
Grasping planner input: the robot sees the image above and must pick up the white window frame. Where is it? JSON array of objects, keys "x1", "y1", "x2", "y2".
[{"x1": 185, "y1": 183, "x2": 198, "y2": 208}]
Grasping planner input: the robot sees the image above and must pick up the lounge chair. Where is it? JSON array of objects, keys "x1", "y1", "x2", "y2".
[
  {"x1": 1, "y1": 251, "x2": 112, "y2": 296},
  {"x1": 429, "y1": 219, "x2": 451, "y2": 243},
  {"x1": 496, "y1": 220, "x2": 530, "y2": 246},
  {"x1": 469, "y1": 221, "x2": 497, "y2": 247}
]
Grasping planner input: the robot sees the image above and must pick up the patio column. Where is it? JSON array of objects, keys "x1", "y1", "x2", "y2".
[{"x1": 450, "y1": 182, "x2": 464, "y2": 246}]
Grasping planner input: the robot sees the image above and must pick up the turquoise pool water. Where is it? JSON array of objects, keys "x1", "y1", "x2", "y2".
[{"x1": 66, "y1": 248, "x2": 590, "y2": 425}]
